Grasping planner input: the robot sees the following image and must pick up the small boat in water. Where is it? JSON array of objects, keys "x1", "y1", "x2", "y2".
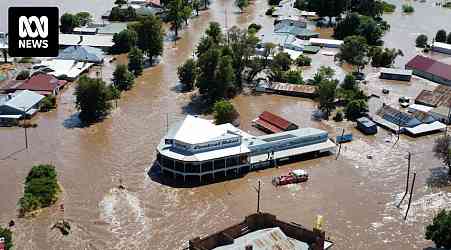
[{"x1": 272, "y1": 169, "x2": 309, "y2": 186}]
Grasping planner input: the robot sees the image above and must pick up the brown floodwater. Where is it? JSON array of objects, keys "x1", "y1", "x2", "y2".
[{"x1": 1, "y1": 0, "x2": 451, "y2": 249}]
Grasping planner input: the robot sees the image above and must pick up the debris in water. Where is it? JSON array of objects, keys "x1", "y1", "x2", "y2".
[
  {"x1": 52, "y1": 219, "x2": 71, "y2": 236},
  {"x1": 367, "y1": 154, "x2": 373, "y2": 159},
  {"x1": 8, "y1": 220, "x2": 15, "y2": 227}
]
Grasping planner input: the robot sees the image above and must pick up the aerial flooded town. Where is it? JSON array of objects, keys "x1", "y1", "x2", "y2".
[{"x1": 0, "y1": 0, "x2": 451, "y2": 249}]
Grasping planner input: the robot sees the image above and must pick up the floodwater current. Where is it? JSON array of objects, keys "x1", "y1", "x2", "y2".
[{"x1": 1, "y1": 0, "x2": 451, "y2": 249}]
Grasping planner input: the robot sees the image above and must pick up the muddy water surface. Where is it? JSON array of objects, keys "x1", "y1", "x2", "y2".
[{"x1": 1, "y1": 0, "x2": 451, "y2": 249}]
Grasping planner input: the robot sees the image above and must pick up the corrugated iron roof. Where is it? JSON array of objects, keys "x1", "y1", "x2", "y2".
[
  {"x1": 259, "y1": 111, "x2": 297, "y2": 130},
  {"x1": 270, "y1": 82, "x2": 317, "y2": 94},
  {"x1": 14, "y1": 73, "x2": 67, "y2": 92},
  {"x1": 415, "y1": 85, "x2": 451, "y2": 107},
  {"x1": 406, "y1": 55, "x2": 451, "y2": 81}
]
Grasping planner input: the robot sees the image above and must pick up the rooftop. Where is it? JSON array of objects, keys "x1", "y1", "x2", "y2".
[
  {"x1": 433, "y1": 41, "x2": 451, "y2": 50},
  {"x1": 59, "y1": 34, "x2": 114, "y2": 48},
  {"x1": 309, "y1": 38, "x2": 343, "y2": 45},
  {"x1": 406, "y1": 55, "x2": 451, "y2": 81},
  {"x1": 0, "y1": 90, "x2": 44, "y2": 112},
  {"x1": 57, "y1": 45, "x2": 105, "y2": 63},
  {"x1": 96, "y1": 22, "x2": 128, "y2": 35},
  {"x1": 380, "y1": 67, "x2": 412, "y2": 76},
  {"x1": 34, "y1": 59, "x2": 94, "y2": 80},
  {"x1": 415, "y1": 85, "x2": 451, "y2": 107},
  {"x1": 9, "y1": 73, "x2": 67, "y2": 93}
]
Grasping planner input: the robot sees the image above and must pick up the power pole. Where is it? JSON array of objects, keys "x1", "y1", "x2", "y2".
[
  {"x1": 21, "y1": 107, "x2": 28, "y2": 149},
  {"x1": 404, "y1": 172, "x2": 416, "y2": 221},
  {"x1": 397, "y1": 152, "x2": 411, "y2": 208},
  {"x1": 254, "y1": 180, "x2": 261, "y2": 213},
  {"x1": 336, "y1": 128, "x2": 345, "y2": 160}
]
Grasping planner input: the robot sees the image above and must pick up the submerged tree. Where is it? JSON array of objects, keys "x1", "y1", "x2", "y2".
[
  {"x1": 113, "y1": 64, "x2": 135, "y2": 91},
  {"x1": 133, "y1": 15, "x2": 164, "y2": 63},
  {"x1": 128, "y1": 47, "x2": 144, "y2": 76},
  {"x1": 75, "y1": 76, "x2": 112, "y2": 122},
  {"x1": 178, "y1": 58, "x2": 197, "y2": 90},
  {"x1": 0, "y1": 226, "x2": 13, "y2": 250},
  {"x1": 433, "y1": 136, "x2": 451, "y2": 175},
  {"x1": 416, "y1": 34, "x2": 428, "y2": 48},
  {"x1": 425, "y1": 209, "x2": 451, "y2": 249},
  {"x1": 369, "y1": 47, "x2": 403, "y2": 68},
  {"x1": 436, "y1": 29, "x2": 448, "y2": 43},
  {"x1": 111, "y1": 29, "x2": 138, "y2": 54},
  {"x1": 335, "y1": 35, "x2": 369, "y2": 72},
  {"x1": 235, "y1": 0, "x2": 249, "y2": 12},
  {"x1": 213, "y1": 100, "x2": 239, "y2": 124}
]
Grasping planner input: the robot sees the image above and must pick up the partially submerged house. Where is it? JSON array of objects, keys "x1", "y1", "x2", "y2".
[
  {"x1": 0, "y1": 90, "x2": 44, "y2": 125},
  {"x1": 256, "y1": 81, "x2": 318, "y2": 98},
  {"x1": 309, "y1": 38, "x2": 343, "y2": 48},
  {"x1": 379, "y1": 68, "x2": 412, "y2": 81},
  {"x1": 432, "y1": 42, "x2": 451, "y2": 55},
  {"x1": 188, "y1": 213, "x2": 332, "y2": 250},
  {"x1": 374, "y1": 105, "x2": 446, "y2": 136},
  {"x1": 415, "y1": 85, "x2": 451, "y2": 107},
  {"x1": 1, "y1": 73, "x2": 67, "y2": 96},
  {"x1": 253, "y1": 111, "x2": 298, "y2": 134},
  {"x1": 57, "y1": 45, "x2": 105, "y2": 64},
  {"x1": 59, "y1": 34, "x2": 114, "y2": 50},
  {"x1": 33, "y1": 60, "x2": 94, "y2": 81},
  {"x1": 405, "y1": 55, "x2": 451, "y2": 85}
]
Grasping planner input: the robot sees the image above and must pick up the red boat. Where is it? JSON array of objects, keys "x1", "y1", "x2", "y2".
[{"x1": 272, "y1": 169, "x2": 309, "y2": 186}]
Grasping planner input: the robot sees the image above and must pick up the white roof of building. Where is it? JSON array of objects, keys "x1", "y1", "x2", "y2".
[
  {"x1": 73, "y1": 27, "x2": 98, "y2": 33},
  {"x1": 59, "y1": 34, "x2": 114, "y2": 47},
  {"x1": 433, "y1": 42, "x2": 451, "y2": 50},
  {"x1": 213, "y1": 227, "x2": 309, "y2": 250},
  {"x1": 283, "y1": 48, "x2": 303, "y2": 60},
  {"x1": 380, "y1": 67, "x2": 412, "y2": 76},
  {"x1": 309, "y1": 38, "x2": 343, "y2": 46},
  {"x1": 408, "y1": 104, "x2": 433, "y2": 113},
  {"x1": 405, "y1": 121, "x2": 446, "y2": 135},
  {"x1": 300, "y1": 11, "x2": 316, "y2": 16},
  {"x1": 2, "y1": 90, "x2": 44, "y2": 112},
  {"x1": 36, "y1": 59, "x2": 94, "y2": 80}
]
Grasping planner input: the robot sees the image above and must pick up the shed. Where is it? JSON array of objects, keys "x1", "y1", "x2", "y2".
[
  {"x1": 414, "y1": 85, "x2": 451, "y2": 107},
  {"x1": 253, "y1": 111, "x2": 298, "y2": 134},
  {"x1": 379, "y1": 67, "x2": 412, "y2": 81},
  {"x1": 356, "y1": 117, "x2": 378, "y2": 134},
  {"x1": 73, "y1": 27, "x2": 98, "y2": 35},
  {"x1": 432, "y1": 42, "x2": 451, "y2": 55}
]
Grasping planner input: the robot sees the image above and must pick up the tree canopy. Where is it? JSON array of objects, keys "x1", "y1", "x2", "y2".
[
  {"x1": 436, "y1": 29, "x2": 447, "y2": 43},
  {"x1": 178, "y1": 58, "x2": 197, "y2": 90},
  {"x1": 60, "y1": 13, "x2": 78, "y2": 33},
  {"x1": 235, "y1": 0, "x2": 249, "y2": 12},
  {"x1": 336, "y1": 35, "x2": 369, "y2": 71},
  {"x1": 334, "y1": 13, "x2": 388, "y2": 46},
  {"x1": 433, "y1": 136, "x2": 451, "y2": 174},
  {"x1": 111, "y1": 29, "x2": 138, "y2": 54},
  {"x1": 75, "y1": 76, "x2": 112, "y2": 122},
  {"x1": 416, "y1": 34, "x2": 428, "y2": 48},
  {"x1": 0, "y1": 226, "x2": 13, "y2": 250},
  {"x1": 425, "y1": 209, "x2": 451, "y2": 249},
  {"x1": 369, "y1": 47, "x2": 403, "y2": 68},
  {"x1": 113, "y1": 64, "x2": 135, "y2": 91},
  {"x1": 128, "y1": 47, "x2": 144, "y2": 76},
  {"x1": 213, "y1": 100, "x2": 239, "y2": 124},
  {"x1": 167, "y1": 0, "x2": 192, "y2": 39},
  {"x1": 132, "y1": 15, "x2": 164, "y2": 62}
]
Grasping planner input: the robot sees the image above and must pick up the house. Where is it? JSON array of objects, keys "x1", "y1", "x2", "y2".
[
  {"x1": 0, "y1": 90, "x2": 45, "y2": 125},
  {"x1": 275, "y1": 25, "x2": 319, "y2": 40},
  {"x1": 57, "y1": 45, "x2": 105, "y2": 64},
  {"x1": 188, "y1": 213, "x2": 332, "y2": 250},
  {"x1": 379, "y1": 68, "x2": 412, "y2": 81},
  {"x1": 96, "y1": 22, "x2": 128, "y2": 35},
  {"x1": 356, "y1": 117, "x2": 377, "y2": 135},
  {"x1": 309, "y1": 38, "x2": 343, "y2": 48},
  {"x1": 407, "y1": 104, "x2": 433, "y2": 113},
  {"x1": 405, "y1": 55, "x2": 451, "y2": 85},
  {"x1": 253, "y1": 111, "x2": 298, "y2": 134},
  {"x1": 415, "y1": 85, "x2": 451, "y2": 107},
  {"x1": 59, "y1": 34, "x2": 114, "y2": 50},
  {"x1": 432, "y1": 42, "x2": 451, "y2": 55},
  {"x1": 33, "y1": 60, "x2": 94, "y2": 81},
  {"x1": 274, "y1": 18, "x2": 307, "y2": 29},
  {"x1": 377, "y1": 105, "x2": 422, "y2": 128},
  {"x1": 2, "y1": 73, "x2": 67, "y2": 96},
  {"x1": 430, "y1": 106, "x2": 450, "y2": 124}
]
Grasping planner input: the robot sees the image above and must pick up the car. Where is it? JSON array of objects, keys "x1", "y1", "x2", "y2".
[
  {"x1": 382, "y1": 88, "x2": 390, "y2": 94},
  {"x1": 399, "y1": 96, "x2": 410, "y2": 103}
]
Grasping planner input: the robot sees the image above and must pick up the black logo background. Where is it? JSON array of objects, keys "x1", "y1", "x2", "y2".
[{"x1": 8, "y1": 7, "x2": 59, "y2": 57}]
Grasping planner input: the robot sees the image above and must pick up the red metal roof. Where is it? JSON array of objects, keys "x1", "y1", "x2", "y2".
[
  {"x1": 415, "y1": 85, "x2": 451, "y2": 107},
  {"x1": 14, "y1": 73, "x2": 67, "y2": 92},
  {"x1": 406, "y1": 55, "x2": 451, "y2": 81},
  {"x1": 259, "y1": 111, "x2": 297, "y2": 131},
  {"x1": 254, "y1": 118, "x2": 283, "y2": 133}
]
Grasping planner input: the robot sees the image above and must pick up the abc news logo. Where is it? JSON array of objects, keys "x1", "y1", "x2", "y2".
[{"x1": 9, "y1": 7, "x2": 59, "y2": 57}]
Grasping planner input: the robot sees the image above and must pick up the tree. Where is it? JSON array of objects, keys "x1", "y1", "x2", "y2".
[
  {"x1": 436, "y1": 29, "x2": 447, "y2": 43},
  {"x1": 308, "y1": 66, "x2": 335, "y2": 85},
  {"x1": 357, "y1": 16, "x2": 385, "y2": 46},
  {"x1": 75, "y1": 76, "x2": 112, "y2": 122},
  {"x1": 262, "y1": 42, "x2": 276, "y2": 65},
  {"x1": 215, "y1": 55, "x2": 236, "y2": 94},
  {"x1": 317, "y1": 78, "x2": 338, "y2": 118},
  {"x1": 128, "y1": 47, "x2": 144, "y2": 76},
  {"x1": 109, "y1": 6, "x2": 137, "y2": 21},
  {"x1": 433, "y1": 136, "x2": 451, "y2": 174},
  {"x1": 334, "y1": 13, "x2": 388, "y2": 46},
  {"x1": 213, "y1": 100, "x2": 238, "y2": 124},
  {"x1": 113, "y1": 64, "x2": 135, "y2": 91},
  {"x1": 16, "y1": 70, "x2": 30, "y2": 80},
  {"x1": 342, "y1": 74, "x2": 357, "y2": 90},
  {"x1": 425, "y1": 209, "x2": 451, "y2": 249},
  {"x1": 272, "y1": 52, "x2": 292, "y2": 71},
  {"x1": 205, "y1": 22, "x2": 223, "y2": 44},
  {"x1": 284, "y1": 70, "x2": 303, "y2": 84},
  {"x1": 111, "y1": 29, "x2": 138, "y2": 54},
  {"x1": 447, "y1": 33, "x2": 451, "y2": 44},
  {"x1": 0, "y1": 226, "x2": 13, "y2": 250},
  {"x1": 107, "y1": 85, "x2": 121, "y2": 108},
  {"x1": 369, "y1": 47, "x2": 403, "y2": 68},
  {"x1": 1, "y1": 49, "x2": 7, "y2": 63},
  {"x1": 334, "y1": 13, "x2": 362, "y2": 40},
  {"x1": 336, "y1": 35, "x2": 369, "y2": 72},
  {"x1": 345, "y1": 99, "x2": 367, "y2": 120},
  {"x1": 402, "y1": 4, "x2": 414, "y2": 13},
  {"x1": 235, "y1": 0, "x2": 249, "y2": 12},
  {"x1": 416, "y1": 34, "x2": 428, "y2": 48},
  {"x1": 75, "y1": 12, "x2": 92, "y2": 26},
  {"x1": 192, "y1": 0, "x2": 201, "y2": 16},
  {"x1": 167, "y1": 0, "x2": 186, "y2": 39},
  {"x1": 178, "y1": 59, "x2": 197, "y2": 90},
  {"x1": 60, "y1": 13, "x2": 79, "y2": 33},
  {"x1": 115, "y1": 0, "x2": 127, "y2": 6},
  {"x1": 295, "y1": 54, "x2": 312, "y2": 66},
  {"x1": 134, "y1": 15, "x2": 164, "y2": 63}
]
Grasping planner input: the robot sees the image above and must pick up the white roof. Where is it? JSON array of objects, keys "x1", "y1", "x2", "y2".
[
  {"x1": 37, "y1": 59, "x2": 93, "y2": 79},
  {"x1": 213, "y1": 227, "x2": 310, "y2": 250},
  {"x1": 380, "y1": 67, "x2": 412, "y2": 75},
  {"x1": 73, "y1": 27, "x2": 98, "y2": 33},
  {"x1": 3, "y1": 90, "x2": 44, "y2": 112},
  {"x1": 169, "y1": 115, "x2": 234, "y2": 144},
  {"x1": 59, "y1": 34, "x2": 114, "y2": 47},
  {"x1": 408, "y1": 104, "x2": 433, "y2": 113},
  {"x1": 292, "y1": 169, "x2": 307, "y2": 176},
  {"x1": 309, "y1": 38, "x2": 343, "y2": 46},
  {"x1": 405, "y1": 121, "x2": 446, "y2": 135},
  {"x1": 300, "y1": 11, "x2": 316, "y2": 16},
  {"x1": 433, "y1": 42, "x2": 451, "y2": 50},
  {"x1": 283, "y1": 48, "x2": 303, "y2": 60}
]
